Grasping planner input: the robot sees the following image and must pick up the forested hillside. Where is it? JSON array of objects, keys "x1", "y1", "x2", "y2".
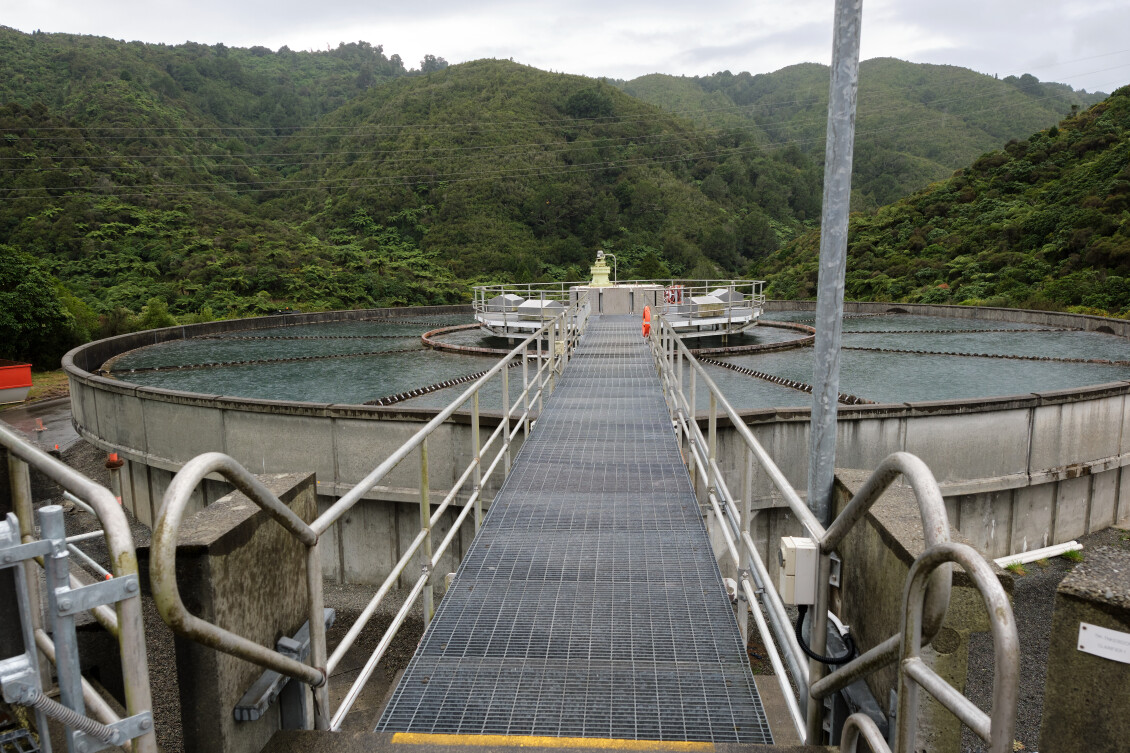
[
  {"x1": 0, "y1": 29, "x2": 822, "y2": 364},
  {"x1": 0, "y1": 26, "x2": 1124, "y2": 368},
  {"x1": 756, "y1": 85, "x2": 1130, "y2": 315},
  {"x1": 619, "y1": 59, "x2": 1106, "y2": 209},
  {"x1": 263, "y1": 59, "x2": 820, "y2": 281}
]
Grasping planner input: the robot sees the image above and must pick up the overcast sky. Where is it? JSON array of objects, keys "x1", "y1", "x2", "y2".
[{"x1": 7, "y1": 0, "x2": 1129, "y2": 93}]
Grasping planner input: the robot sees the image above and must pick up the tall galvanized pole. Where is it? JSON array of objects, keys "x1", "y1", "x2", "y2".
[
  {"x1": 807, "y1": 0, "x2": 862, "y2": 745},
  {"x1": 808, "y1": 0, "x2": 862, "y2": 527}
]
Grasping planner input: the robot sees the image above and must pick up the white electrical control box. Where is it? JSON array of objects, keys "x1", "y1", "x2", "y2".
[{"x1": 778, "y1": 536, "x2": 819, "y2": 605}]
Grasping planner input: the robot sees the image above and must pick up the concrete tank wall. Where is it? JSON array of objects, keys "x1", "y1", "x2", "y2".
[
  {"x1": 63, "y1": 305, "x2": 519, "y2": 587},
  {"x1": 65, "y1": 303, "x2": 1130, "y2": 588},
  {"x1": 744, "y1": 301, "x2": 1130, "y2": 555},
  {"x1": 712, "y1": 385, "x2": 1130, "y2": 559}
]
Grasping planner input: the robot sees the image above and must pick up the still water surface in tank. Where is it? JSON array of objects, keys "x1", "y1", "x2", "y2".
[
  {"x1": 121, "y1": 349, "x2": 499, "y2": 404},
  {"x1": 724, "y1": 349, "x2": 1130, "y2": 404},
  {"x1": 109, "y1": 314, "x2": 1130, "y2": 410}
]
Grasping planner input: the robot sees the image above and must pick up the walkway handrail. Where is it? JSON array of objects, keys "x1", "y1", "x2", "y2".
[
  {"x1": 474, "y1": 279, "x2": 765, "y2": 328},
  {"x1": 314, "y1": 297, "x2": 587, "y2": 535},
  {"x1": 651, "y1": 315, "x2": 824, "y2": 537},
  {"x1": 647, "y1": 313, "x2": 958, "y2": 744},
  {"x1": 648, "y1": 316, "x2": 817, "y2": 741},
  {"x1": 150, "y1": 299, "x2": 588, "y2": 732},
  {"x1": 1, "y1": 423, "x2": 158, "y2": 753}
]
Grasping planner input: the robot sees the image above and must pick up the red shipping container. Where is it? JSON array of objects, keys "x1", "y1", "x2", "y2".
[{"x1": 0, "y1": 360, "x2": 32, "y2": 404}]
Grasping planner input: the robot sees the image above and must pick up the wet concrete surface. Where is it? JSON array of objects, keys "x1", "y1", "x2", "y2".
[{"x1": 0, "y1": 397, "x2": 78, "y2": 451}]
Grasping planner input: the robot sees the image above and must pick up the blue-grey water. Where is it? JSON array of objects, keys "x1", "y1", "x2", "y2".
[
  {"x1": 106, "y1": 315, "x2": 1130, "y2": 410},
  {"x1": 120, "y1": 346, "x2": 498, "y2": 404},
  {"x1": 844, "y1": 329, "x2": 1130, "y2": 361},
  {"x1": 723, "y1": 348, "x2": 1130, "y2": 405},
  {"x1": 766, "y1": 312, "x2": 1051, "y2": 332}
]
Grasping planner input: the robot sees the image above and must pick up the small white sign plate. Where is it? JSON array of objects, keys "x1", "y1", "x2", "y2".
[{"x1": 1077, "y1": 622, "x2": 1130, "y2": 664}]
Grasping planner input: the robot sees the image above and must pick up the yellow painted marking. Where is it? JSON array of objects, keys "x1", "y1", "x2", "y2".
[{"x1": 390, "y1": 733, "x2": 713, "y2": 751}]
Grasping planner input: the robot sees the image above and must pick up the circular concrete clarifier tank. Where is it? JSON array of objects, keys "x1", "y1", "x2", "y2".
[{"x1": 63, "y1": 302, "x2": 1130, "y2": 579}]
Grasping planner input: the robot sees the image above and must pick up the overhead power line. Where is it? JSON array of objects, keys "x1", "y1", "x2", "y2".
[
  {"x1": 3, "y1": 74, "x2": 1122, "y2": 179},
  {"x1": 3, "y1": 58, "x2": 1125, "y2": 146},
  {"x1": 6, "y1": 78, "x2": 1123, "y2": 204}
]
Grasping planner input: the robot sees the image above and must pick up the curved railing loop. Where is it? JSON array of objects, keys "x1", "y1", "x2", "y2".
[
  {"x1": 811, "y1": 452, "x2": 954, "y2": 703},
  {"x1": 823, "y1": 451, "x2": 952, "y2": 639},
  {"x1": 838, "y1": 713, "x2": 889, "y2": 753},
  {"x1": 150, "y1": 452, "x2": 327, "y2": 689},
  {"x1": 896, "y1": 542, "x2": 1019, "y2": 753}
]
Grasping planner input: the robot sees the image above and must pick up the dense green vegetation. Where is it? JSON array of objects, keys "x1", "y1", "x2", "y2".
[
  {"x1": 267, "y1": 60, "x2": 820, "y2": 281},
  {"x1": 0, "y1": 28, "x2": 826, "y2": 365},
  {"x1": 0, "y1": 26, "x2": 1123, "y2": 369},
  {"x1": 618, "y1": 59, "x2": 1106, "y2": 209},
  {"x1": 757, "y1": 85, "x2": 1130, "y2": 314}
]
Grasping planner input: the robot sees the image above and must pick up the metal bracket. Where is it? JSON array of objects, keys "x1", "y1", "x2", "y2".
[
  {"x1": 234, "y1": 608, "x2": 335, "y2": 722},
  {"x1": 829, "y1": 552, "x2": 843, "y2": 588},
  {"x1": 0, "y1": 657, "x2": 39, "y2": 705},
  {"x1": 738, "y1": 571, "x2": 752, "y2": 602},
  {"x1": 55, "y1": 574, "x2": 139, "y2": 616},
  {"x1": 0, "y1": 538, "x2": 53, "y2": 566},
  {"x1": 73, "y1": 711, "x2": 153, "y2": 753},
  {"x1": 276, "y1": 636, "x2": 303, "y2": 661}
]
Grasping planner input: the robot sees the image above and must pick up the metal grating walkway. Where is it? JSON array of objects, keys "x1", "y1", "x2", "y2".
[{"x1": 375, "y1": 316, "x2": 773, "y2": 743}]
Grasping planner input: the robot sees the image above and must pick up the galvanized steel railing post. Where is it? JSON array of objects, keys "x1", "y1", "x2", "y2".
[
  {"x1": 668, "y1": 327, "x2": 676, "y2": 402},
  {"x1": 472, "y1": 393, "x2": 482, "y2": 532},
  {"x1": 305, "y1": 544, "x2": 330, "y2": 729},
  {"x1": 674, "y1": 350, "x2": 684, "y2": 448},
  {"x1": 522, "y1": 351, "x2": 530, "y2": 440},
  {"x1": 738, "y1": 446, "x2": 755, "y2": 642},
  {"x1": 502, "y1": 361, "x2": 512, "y2": 475},
  {"x1": 708, "y1": 394, "x2": 717, "y2": 461},
  {"x1": 708, "y1": 393, "x2": 718, "y2": 508},
  {"x1": 807, "y1": 0, "x2": 863, "y2": 742},
  {"x1": 419, "y1": 438, "x2": 433, "y2": 626},
  {"x1": 8, "y1": 454, "x2": 34, "y2": 543},
  {"x1": 688, "y1": 367, "x2": 697, "y2": 487},
  {"x1": 726, "y1": 283, "x2": 733, "y2": 336},
  {"x1": 41, "y1": 504, "x2": 87, "y2": 749},
  {"x1": 536, "y1": 336, "x2": 544, "y2": 413},
  {"x1": 8, "y1": 455, "x2": 47, "y2": 679},
  {"x1": 548, "y1": 322, "x2": 557, "y2": 394}
]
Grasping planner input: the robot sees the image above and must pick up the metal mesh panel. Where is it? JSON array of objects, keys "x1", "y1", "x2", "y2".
[{"x1": 375, "y1": 316, "x2": 772, "y2": 744}]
